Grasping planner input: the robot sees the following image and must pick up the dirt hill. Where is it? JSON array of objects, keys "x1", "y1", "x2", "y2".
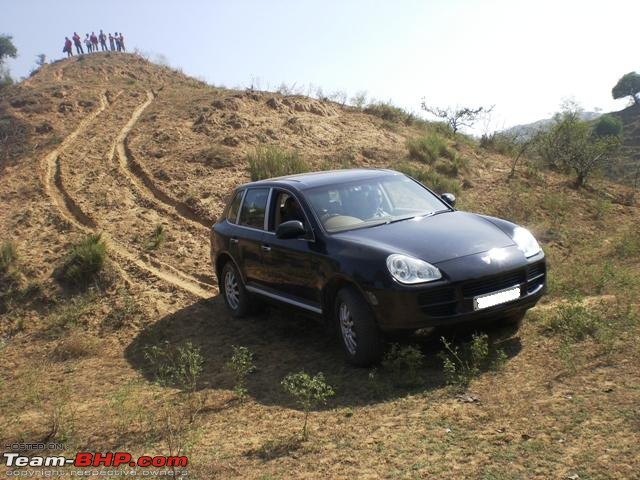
[{"x1": 1, "y1": 53, "x2": 639, "y2": 479}]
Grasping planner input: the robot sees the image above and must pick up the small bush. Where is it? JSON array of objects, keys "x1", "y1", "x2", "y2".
[
  {"x1": 614, "y1": 226, "x2": 640, "y2": 259},
  {"x1": 479, "y1": 132, "x2": 518, "y2": 156},
  {"x1": 382, "y1": 343, "x2": 425, "y2": 387},
  {"x1": 144, "y1": 225, "x2": 167, "y2": 251},
  {"x1": 247, "y1": 147, "x2": 309, "y2": 181},
  {"x1": 0, "y1": 241, "x2": 17, "y2": 273},
  {"x1": 144, "y1": 341, "x2": 204, "y2": 392},
  {"x1": 406, "y1": 134, "x2": 453, "y2": 164},
  {"x1": 225, "y1": 345, "x2": 256, "y2": 403},
  {"x1": 540, "y1": 302, "x2": 602, "y2": 342},
  {"x1": 395, "y1": 163, "x2": 460, "y2": 195},
  {"x1": 364, "y1": 102, "x2": 418, "y2": 125},
  {"x1": 281, "y1": 371, "x2": 335, "y2": 439},
  {"x1": 61, "y1": 234, "x2": 107, "y2": 285},
  {"x1": 439, "y1": 333, "x2": 507, "y2": 390}
]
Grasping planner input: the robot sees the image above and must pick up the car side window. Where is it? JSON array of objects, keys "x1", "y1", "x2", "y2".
[
  {"x1": 238, "y1": 188, "x2": 269, "y2": 230},
  {"x1": 226, "y1": 190, "x2": 244, "y2": 224},
  {"x1": 270, "y1": 191, "x2": 307, "y2": 230}
]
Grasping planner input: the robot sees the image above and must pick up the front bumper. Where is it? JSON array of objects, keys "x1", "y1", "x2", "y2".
[{"x1": 369, "y1": 248, "x2": 546, "y2": 331}]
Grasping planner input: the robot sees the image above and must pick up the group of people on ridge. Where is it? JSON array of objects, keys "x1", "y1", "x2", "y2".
[{"x1": 63, "y1": 31, "x2": 126, "y2": 57}]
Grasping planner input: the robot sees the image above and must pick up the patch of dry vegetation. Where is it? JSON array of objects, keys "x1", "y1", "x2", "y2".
[{"x1": 0, "y1": 54, "x2": 638, "y2": 479}]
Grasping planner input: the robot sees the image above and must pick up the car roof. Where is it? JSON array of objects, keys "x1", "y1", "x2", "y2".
[{"x1": 239, "y1": 168, "x2": 402, "y2": 190}]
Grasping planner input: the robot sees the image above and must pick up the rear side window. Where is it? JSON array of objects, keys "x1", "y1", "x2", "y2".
[
  {"x1": 226, "y1": 190, "x2": 244, "y2": 224},
  {"x1": 238, "y1": 188, "x2": 269, "y2": 230}
]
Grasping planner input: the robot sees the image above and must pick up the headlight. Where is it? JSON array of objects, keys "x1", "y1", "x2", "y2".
[
  {"x1": 386, "y1": 254, "x2": 442, "y2": 284},
  {"x1": 513, "y1": 227, "x2": 541, "y2": 258}
]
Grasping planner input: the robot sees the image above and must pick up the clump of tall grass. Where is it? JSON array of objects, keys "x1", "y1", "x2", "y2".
[
  {"x1": 364, "y1": 102, "x2": 422, "y2": 126},
  {"x1": 247, "y1": 147, "x2": 309, "y2": 181},
  {"x1": 61, "y1": 234, "x2": 107, "y2": 284},
  {"x1": 394, "y1": 163, "x2": 460, "y2": 195},
  {"x1": 406, "y1": 133, "x2": 453, "y2": 164}
]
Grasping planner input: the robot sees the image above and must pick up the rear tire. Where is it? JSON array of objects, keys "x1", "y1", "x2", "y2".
[
  {"x1": 220, "y1": 262, "x2": 251, "y2": 318},
  {"x1": 335, "y1": 286, "x2": 383, "y2": 366}
]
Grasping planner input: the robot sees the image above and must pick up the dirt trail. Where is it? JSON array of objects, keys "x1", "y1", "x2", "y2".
[
  {"x1": 114, "y1": 90, "x2": 211, "y2": 229},
  {"x1": 39, "y1": 90, "x2": 214, "y2": 299},
  {"x1": 40, "y1": 92, "x2": 109, "y2": 230}
]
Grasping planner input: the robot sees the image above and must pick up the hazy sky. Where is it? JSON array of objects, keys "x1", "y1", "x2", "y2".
[{"x1": 3, "y1": 0, "x2": 639, "y2": 132}]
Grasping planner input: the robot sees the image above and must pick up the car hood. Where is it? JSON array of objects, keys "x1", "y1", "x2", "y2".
[{"x1": 334, "y1": 211, "x2": 516, "y2": 264}]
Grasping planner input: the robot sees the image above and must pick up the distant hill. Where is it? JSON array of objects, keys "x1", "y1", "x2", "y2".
[{"x1": 501, "y1": 111, "x2": 602, "y2": 140}]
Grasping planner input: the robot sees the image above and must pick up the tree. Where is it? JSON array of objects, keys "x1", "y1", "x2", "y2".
[
  {"x1": 35, "y1": 54, "x2": 46, "y2": 68},
  {"x1": 612, "y1": 72, "x2": 640, "y2": 105},
  {"x1": 593, "y1": 114, "x2": 623, "y2": 138},
  {"x1": 421, "y1": 101, "x2": 494, "y2": 135},
  {"x1": 535, "y1": 104, "x2": 623, "y2": 188},
  {"x1": 0, "y1": 35, "x2": 17, "y2": 64},
  {"x1": 0, "y1": 34, "x2": 17, "y2": 88}
]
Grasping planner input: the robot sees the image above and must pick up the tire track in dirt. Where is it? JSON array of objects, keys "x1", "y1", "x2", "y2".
[
  {"x1": 114, "y1": 90, "x2": 212, "y2": 230},
  {"x1": 40, "y1": 91, "x2": 213, "y2": 299}
]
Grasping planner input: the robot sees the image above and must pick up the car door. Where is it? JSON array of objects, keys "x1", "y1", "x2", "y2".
[
  {"x1": 259, "y1": 189, "x2": 322, "y2": 311},
  {"x1": 235, "y1": 187, "x2": 270, "y2": 286}
]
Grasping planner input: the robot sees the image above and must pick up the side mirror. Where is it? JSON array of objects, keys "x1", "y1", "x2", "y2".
[
  {"x1": 276, "y1": 220, "x2": 306, "y2": 239},
  {"x1": 441, "y1": 193, "x2": 456, "y2": 208}
]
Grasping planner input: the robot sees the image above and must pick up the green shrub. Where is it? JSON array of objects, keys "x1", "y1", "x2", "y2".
[
  {"x1": 364, "y1": 102, "x2": 419, "y2": 125},
  {"x1": 394, "y1": 163, "x2": 460, "y2": 195},
  {"x1": 143, "y1": 341, "x2": 204, "y2": 392},
  {"x1": 281, "y1": 371, "x2": 335, "y2": 439},
  {"x1": 247, "y1": 147, "x2": 309, "y2": 181},
  {"x1": 0, "y1": 241, "x2": 17, "y2": 273},
  {"x1": 406, "y1": 134, "x2": 453, "y2": 164},
  {"x1": 479, "y1": 132, "x2": 518, "y2": 156},
  {"x1": 225, "y1": 345, "x2": 256, "y2": 403},
  {"x1": 61, "y1": 234, "x2": 107, "y2": 284},
  {"x1": 614, "y1": 226, "x2": 640, "y2": 259},
  {"x1": 144, "y1": 225, "x2": 167, "y2": 251},
  {"x1": 382, "y1": 343, "x2": 425, "y2": 387},
  {"x1": 439, "y1": 333, "x2": 507, "y2": 390},
  {"x1": 541, "y1": 302, "x2": 602, "y2": 342}
]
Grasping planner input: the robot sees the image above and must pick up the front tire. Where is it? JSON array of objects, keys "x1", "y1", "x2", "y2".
[
  {"x1": 221, "y1": 262, "x2": 251, "y2": 318},
  {"x1": 335, "y1": 286, "x2": 383, "y2": 366}
]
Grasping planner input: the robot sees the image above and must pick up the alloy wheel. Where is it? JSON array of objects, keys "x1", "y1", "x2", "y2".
[
  {"x1": 339, "y1": 302, "x2": 357, "y2": 355},
  {"x1": 224, "y1": 269, "x2": 240, "y2": 310}
]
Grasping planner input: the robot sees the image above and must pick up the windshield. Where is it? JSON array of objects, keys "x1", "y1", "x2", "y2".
[{"x1": 305, "y1": 174, "x2": 450, "y2": 233}]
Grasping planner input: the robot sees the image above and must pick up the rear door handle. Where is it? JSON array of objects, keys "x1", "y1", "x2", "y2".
[
  {"x1": 261, "y1": 244, "x2": 271, "y2": 252},
  {"x1": 230, "y1": 237, "x2": 239, "y2": 244}
]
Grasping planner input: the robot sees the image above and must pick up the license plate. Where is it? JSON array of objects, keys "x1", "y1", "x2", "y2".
[{"x1": 473, "y1": 285, "x2": 521, "y2": 310}]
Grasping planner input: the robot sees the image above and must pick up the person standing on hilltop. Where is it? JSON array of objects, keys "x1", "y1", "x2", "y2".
[
  {"x1": 114, "y1": 32, "x2": 121, "y2": 52},
  {"x1": 90, "y1": 32, "x2": 99, "y2": 52},
  {"x1": 118, "y1": 32, "x2": 126, "y2": 52},
  {"x1": 99, "y1": 30, "x2": 108, "y2": 51},
  {"x1": 85, "y1": 34, "x2": 93, "y2": 53},
  {"x1": 64, "y1": 37, "x2": 73, "y2": 57},
  {"x1": 108, "y1": 33, "x2": 116, "y2": 51},
  {"x1": 72, "y1": 32, "x2": 83, "y2": 54}
]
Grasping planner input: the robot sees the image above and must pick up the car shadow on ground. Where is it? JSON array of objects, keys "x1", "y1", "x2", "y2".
[{"x1": 124, "y1": 295, "x2": 523, "y2": 409}]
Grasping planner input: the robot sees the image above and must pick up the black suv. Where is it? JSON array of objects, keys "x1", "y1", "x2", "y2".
[{"x1": 211, "y1": 169, "x2": 546, "y2": 366}]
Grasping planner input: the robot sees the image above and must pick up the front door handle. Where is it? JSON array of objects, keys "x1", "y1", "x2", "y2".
[
  {"x1": 230, "y1": 237, "x2": 239, "y2": 244},
  {"x1": 261, "y1": 244, "x2": 271, "y2": 252}
]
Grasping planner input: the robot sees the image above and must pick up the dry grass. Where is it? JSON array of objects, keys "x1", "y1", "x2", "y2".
[{"x1": 0, "y1": 54, "x2": 638, "y2": 479}]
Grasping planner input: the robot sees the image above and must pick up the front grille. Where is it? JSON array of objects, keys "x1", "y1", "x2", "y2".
[
  {"x1": 461, "y1": 269, "x2": 526, "y2": 298},
  {"x1": 525, "y1": 261, "x2": 546, "y2": 294},
  {"x1": 418, "y1": 287, "x2": 457, "y2": 317},
  {"x1": 526, "y1": 262, "x2": 545, "y2": 281}
]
